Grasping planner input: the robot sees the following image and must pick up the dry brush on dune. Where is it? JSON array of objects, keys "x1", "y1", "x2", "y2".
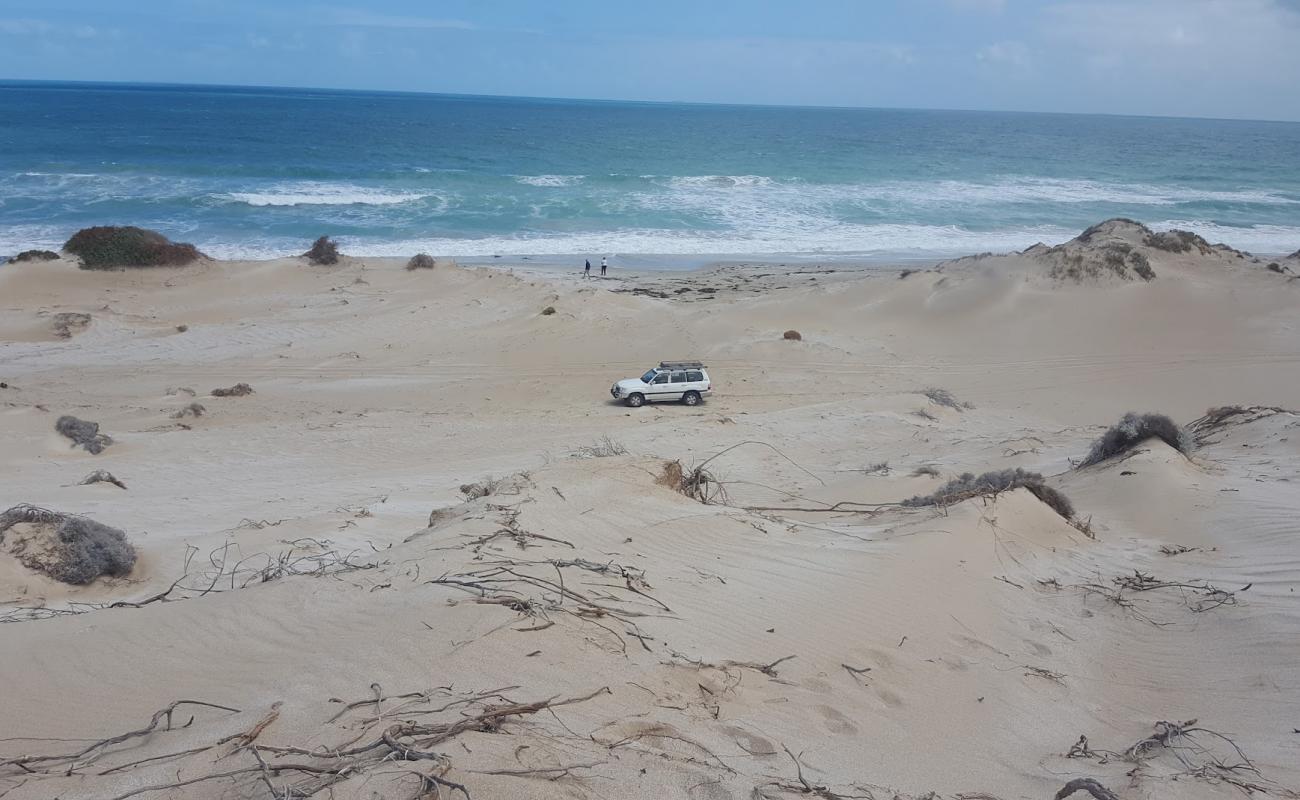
[
  {"x1": 405, "y1": 252, "x2": 436, "y2": 270},
  {"x1": 212, "y1": 382, "x2": 254, "y2": 397},
  {"x1": 56, "y1": 414, "x2": 112, "y2": 454},
  {"x1": 10, "y1": 249, "x2": 59, "y2": 263},
  {"x1": 901, "y1": 468, "x2": 1075, "y2": 519},
  {"x1": 303, "y1": 235, "x2": 340, "y2": 265},
  {"x1": 0, "y1": 504, "x2": 136, "y2": 585},
  {"x1": 1077, "y1": 412, "x2": 1191, "y2": 468}
]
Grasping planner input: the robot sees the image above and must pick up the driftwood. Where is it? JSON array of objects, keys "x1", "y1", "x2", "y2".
[{"x1": 1054, "y1": 778, "x2": 1119, "y2": 800}]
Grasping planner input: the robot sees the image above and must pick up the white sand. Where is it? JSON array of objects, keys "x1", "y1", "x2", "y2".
[{"x1": 2, "y1": 225, "x2": 1299, "y2": 799}]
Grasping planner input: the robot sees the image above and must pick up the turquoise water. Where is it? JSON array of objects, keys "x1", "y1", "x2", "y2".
[{"x1": 2, "y1": 81, "x2": 1299, "y2": 262}]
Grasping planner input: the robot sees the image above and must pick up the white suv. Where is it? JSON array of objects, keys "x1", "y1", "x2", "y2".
[{"x1": 611, "y1": 361, "x2": 712, "y2": 407}]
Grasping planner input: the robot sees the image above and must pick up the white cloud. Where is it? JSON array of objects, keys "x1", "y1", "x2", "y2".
[
  {"x1": 324, "y1": 8, "x2": 476, "y2": 31},
  {"x1": 0, "y1": 18, "x2": 53, "y2": 35},
  {"x1": 976, "y1": 40, "x2": 1031, "y2": 69},
  {"x1": 949, "y1": 0, "x2": 1007, "y2": 11}
]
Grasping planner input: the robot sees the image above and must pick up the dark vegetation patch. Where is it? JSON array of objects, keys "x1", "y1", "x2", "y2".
[
  {"x1": 56, "y1": 415, "x2": 112, "y2": 454},
  {"x1": 541, "y1": 306, "x2": 556, "y2": 316},
  {"x1": 923, "y1": 387, "x2": 973, "y2": 411},
  {"x1": 406, "y1": 253, "x2": 436, "y2": 270},
  {"x1": 901, "y1": 468, "x2": 1075, "y2": 519},
  {"x1": 64, "y1": 226, "x2": 204, "y2": 269},
  {"x1": 51, "y1": 312, "x2": 91, "y2": 339},
  {"x1": 304, "y1": 236, "x2": 340, "y2": 265},
  {"x1": 12, "y1": 249, "x2": 59, "y2": 263},
  {"x1": 783, "y1": 329, "x2": 802, "y2": 341},
  {"x1": 1048, "y1": 242, "x2": 1155, "y2": 283},
  {"x1": 0, "y1": 504, "x2": 137, "y2": 585},
  {"x1": 170, "y1": 402, "x2": 206, "y2": 419},
  {"x1": 211, "y1": 383, "x2": 254, "y2": 397},
  {"x1": 1078, "y1": 412, "x2": 1191, "y2": 468},
  {"x1": 1144, "y1": 229, "x2": 1212, "y2": 255}
]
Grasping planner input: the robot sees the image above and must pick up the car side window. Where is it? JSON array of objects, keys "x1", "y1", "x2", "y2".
[
  {"x1": 653, "y1": 374, "x2": 670, "y2": 384},
  {"x1": 687, "y1": 371, "x2": 703, "y2": 381},
  {"x1": 671, "y1": 372, "x2": 687, "y2": 383}
]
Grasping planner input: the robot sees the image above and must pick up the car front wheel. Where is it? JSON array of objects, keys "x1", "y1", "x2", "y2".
[
  {"x1": 626, "y1": 392, "x2": 645, "y2": 408},
  {"x1": 682, "y1": 391, "x2": 701, "y2": 406}
]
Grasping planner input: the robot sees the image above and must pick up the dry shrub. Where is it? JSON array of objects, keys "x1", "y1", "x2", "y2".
[
  {"x1": 541, "y1": 306, "x2": 557, "y2": 316},
  {"x1": 175, "y1": 324, "x2": 189, "y2": 332},
  {"x1": 1144, "y1": 229, "x2": 1212, "y2": 255},
  {"x1": 406, "y1": 253, "x2": 436, "y2": 270},
  {"x1": 572, "y1": 436, "x2": 628, "y2": 458},
  {"x1": 64, "y1": 226, "x2": 204, "y2": 269},
  {"x1": 901, "y1": 468, "x2": 1075, "y2": 519},
  {"x1": 911, "y1": 465, "x2": 941, "y2": 478},
  {"x1": 171, "y1": 402, "x2": 206, "y2": 419},
  {"x1": 783, "y1": 329, "x2": 802, "y2": 341},
  {"x1": 12, "y1": 249, "x2": 59, "y2": 263},
  {"x1": 79, "y1": 470, "x2": 127, "y2": 490},
  {"x1": 304, "y1": 236, "x2": 340, "y2": 265},
  {"x1": 1078, "y1": 412, "x2": 1191, "y2": 468},
  {"x1": 657, "y1": 459, "x2": 726, "y2": 504},
  {"x1": 56, "y1": 415, "x2": 112, "y2": 454},
  {"x1": 0, "y1": 504, "x2": 137, "y2": 584},
  {"x1": 923, "y1": 387, "x2": 973, "y2": 411},
  {"x1": 51, "y1": 312, "x2": 91, "y2": 339},
  {"x1": 212, "y1": 382, "x2": 254, "y2": 397}
]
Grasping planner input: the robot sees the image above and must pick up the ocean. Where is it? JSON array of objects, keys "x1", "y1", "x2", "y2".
[{"x1": 2, "y1": 81, "x2": 1299, "y2": 264}]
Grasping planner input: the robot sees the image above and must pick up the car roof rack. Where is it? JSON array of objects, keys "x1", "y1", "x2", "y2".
[{"x1": 659, "y1": 360, "x2": 705, "y2": 370}]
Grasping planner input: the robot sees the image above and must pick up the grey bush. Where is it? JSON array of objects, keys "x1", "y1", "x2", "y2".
[
  {"x1": 171, "y1": 402, "x2": 206, "y2": 419},
  {"x1": 304, "y1": 236, "x2": 340, "y2": 265},
  {"x1": 923, "y1": 388, "x2": 973, "y2": 411},
  {"x1": 212, "y1": 383, "x2": 254, "y2": 397},
  {"x1": 0, "y1": 504, "x2": 136, "y2": 585},
  {"x1": 901, "y1": 468, "x2": 1075, "y2": 519},
  {"x1": 52, "y1": 312, "x2": 91, "y2": 339},
  {"x1": 406, "y1": 253, "x2": 436, "y2": 270},
  {"x1": 56, "y1": 415, "x2": 112, "y2": 454},
  {"x1": 1078, "y1": 412, "x2": 1191, "y2": 468},
  {"x1": 783, "y1": 330, "x2": 802, "y2": 341}
]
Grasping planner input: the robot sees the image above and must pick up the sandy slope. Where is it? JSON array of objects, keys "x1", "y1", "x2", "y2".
[{"x1": 1, "y1": 229, "x2": 1299, "y2": 800}]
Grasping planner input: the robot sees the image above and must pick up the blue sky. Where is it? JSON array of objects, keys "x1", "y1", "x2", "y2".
[{"x1": 2, "y1": 0, "x2": 1300, "y2": 120}]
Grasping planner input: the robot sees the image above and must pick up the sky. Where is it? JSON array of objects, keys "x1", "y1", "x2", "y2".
[{"x1": 2, "y1": 0, "x2": 1300, "y2": 121}]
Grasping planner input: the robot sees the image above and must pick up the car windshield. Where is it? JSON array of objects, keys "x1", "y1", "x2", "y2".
[{"x1": 641, "y1": 370, "x2": 658, "y2": 383}]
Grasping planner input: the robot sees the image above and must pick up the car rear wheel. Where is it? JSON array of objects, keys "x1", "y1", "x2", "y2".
[
  {"x1": 682, "y1": 391, "x2": 701, "y2": 406},
  {"x1": 626, "y1": 392, "x2": 645, "y2": 408}
]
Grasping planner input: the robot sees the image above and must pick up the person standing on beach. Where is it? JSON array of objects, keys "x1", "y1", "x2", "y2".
[
  {"x1": 601, "y1": 256, "x2": 608, "y2": 277},
  {"x1": 584, "y1": 259, "x2": 591, "y2": 278}
]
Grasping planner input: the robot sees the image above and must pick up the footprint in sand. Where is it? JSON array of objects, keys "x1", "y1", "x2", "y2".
[{"x1": 816, "y1": 704, "x2": 860, "y2": 735}]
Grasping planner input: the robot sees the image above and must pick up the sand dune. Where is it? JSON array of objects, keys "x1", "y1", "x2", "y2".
[{"x1": 2, "y1": 227, "x2": 1298, "y2": 799}]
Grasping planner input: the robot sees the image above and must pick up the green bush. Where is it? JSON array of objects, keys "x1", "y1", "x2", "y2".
[
  {"x1": 64, "y1": 226, "x2": 204, "y2": 269},
  {"x1": 11, "y1": 249, "x2": 59, "y2": 263}
]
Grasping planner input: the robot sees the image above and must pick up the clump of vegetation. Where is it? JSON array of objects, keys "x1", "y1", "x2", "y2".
[
  {"x1": 55, "y1": 415, "x2": 112, "y2": 454},
  {"x1": 406, "y1": 253, "x2": 436, "y2": 270},
  {"x1": 911, "y1": 465, "x2": 941, "y2": 478},
  {"x1": 11, "y1": 249, "x2": 59, "y2": 263},
  {"x1": 170, "y1": 402, "x2": 206, "y2": 419},
  {"x1": 541, "y1": 306, "x2": 557, "y2": 316},
  {"x1": 1076, "y1": 218, "x2": 1146, "y2": 244},
  {"x1": 211, "y1": 382, "x2": 254, "y2": 397},
  {"x1": 79, "y1": 470, "x2": 127, "y2": 490},
  {"x1": 923, "y1": 387, "x2": 973, "y2": 411},
  {"x1": 51, "y1": 312, "x2": 91, "y2": 339},
  {"x1": 571, "y1": 436, "x2": 628, "y2": 458},
  {"x1": 657, "y1": 459, "x2": 727, "y2": 504},
  {"x1": 899, "y1": 269, "x2": 915, "y2": 279},
  {"x1": 1078, "y1": 412, "x2": 1191, "y2": 468},
  {"x1": 176, "y1": 324, "x2": 189, "y2": 332},
  {"x1": 64, "y1": 226, "x2": 204, "y2": 269},
  {"x1": 901, "y1": 468, "x2": 1075, "y2": 519},
  {"x1": 0, "y1": 504, "x2": 137, "y2": 585},
  {"x1": 304, "y1": 236, "x2": 340, "y2": 265},
  {"x1": 1266, "y1": 262, "x2": 1289, "y2": 274},
  {"x1": 1049, "y1": 243, "x2": 1155, "y2": 283},
  {"x1": 783, "y1": 330, "x2": 802, "y2": 341},
  {"x1": 1144, "y1": 229, "x2": 1212, "y2": 255}
]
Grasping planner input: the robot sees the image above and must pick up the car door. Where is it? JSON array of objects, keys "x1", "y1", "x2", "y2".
[
  {"x1": 648, "y1": 372, "x2": 672, "y2": 401},
  {"x1": 668, "y1": 371, "x2": 689, "y2": 400}
]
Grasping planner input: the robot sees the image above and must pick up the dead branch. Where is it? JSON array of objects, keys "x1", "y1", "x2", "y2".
[{"x1": 1054, "y1": 779, "x2": 1119, "y2": 800}]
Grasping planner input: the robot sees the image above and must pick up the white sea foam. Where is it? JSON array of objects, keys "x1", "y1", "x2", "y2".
[
  {"x1": 660, "y1": 175, "x2": 777, "y2": 189},
  {"x1": 182, "y1": 218, "x2": 1300, "y2": 264},
  {"x1": 223, "y1": 183, "x2": 430, "y2": 207},
  {"x1": 515, "y1": 174, "x2": 585, "y2": 187}
]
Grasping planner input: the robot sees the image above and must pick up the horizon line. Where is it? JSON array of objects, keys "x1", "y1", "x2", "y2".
[{"x1": 2, "y1": 77, "x2": 1297, "y2": 126}]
